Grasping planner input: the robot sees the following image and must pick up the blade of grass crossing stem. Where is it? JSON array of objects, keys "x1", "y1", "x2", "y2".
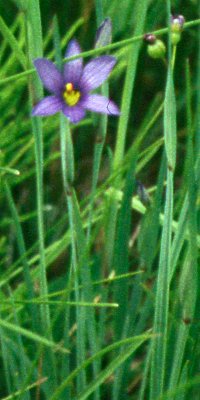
[
  {"x1": 104, "y1": 0, "x2": 149, "y2": 271},
  {"x1": 4, "y1": 181, "x2": 38, "y2": 332},
  {"x1": 25, "y1": 0, "x2": 57, "y2": 392},
  {"x1": 2, "y1": 19, "x2": 200, "y2": 88}
]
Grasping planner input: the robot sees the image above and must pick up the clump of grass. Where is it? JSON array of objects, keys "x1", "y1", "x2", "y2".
[{"x1": 0, "y1": 1, "x2": 200, "y2": 399}]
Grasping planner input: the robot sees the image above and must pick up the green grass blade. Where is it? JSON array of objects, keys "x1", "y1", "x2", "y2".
[
  {"x1": 113, "y1": 0, "x2": 149, "y2": 169},
  {"x1": 0, "y1": 318, "x2": 69, "y2": 354},
  {"x1": 0, "y1": 16, "x2": 26, "y2": 69},
  {"x1": 164, "y1": 69, "x2": 177, "y2": 171},
  {"x1": 4, "y1": 181, "x2": 38, "y2": 332},
  {"x1": 76, "y1": 335, "x2": 151, "y2": 400},
  {"x1": 50, "y1": 334, "x2": 152, "y2": 400}
]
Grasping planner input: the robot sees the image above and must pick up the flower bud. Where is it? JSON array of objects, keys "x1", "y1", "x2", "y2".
[
  {"x1": 95, "y1": 18, "x2": 112, "y2": 48},
  {"x1": 144, "y1": 34, "x2": 166, "y2": 59},
  {"x1": 171, "y1": 15, "x2": 185, "y2": 45}
]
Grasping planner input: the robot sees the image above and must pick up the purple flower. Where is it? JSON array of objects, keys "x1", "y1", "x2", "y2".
[{"x1": 32, "y1": 40, "x2": 120, "y2": 123}]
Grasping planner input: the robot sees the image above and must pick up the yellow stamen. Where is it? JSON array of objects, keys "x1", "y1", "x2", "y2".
[
  {"x1": 63, "y1": 82, "x2": 81, "y2": 106},
  {"x1": 66, "y1": 82, "x2": 74, "y2": 92}
]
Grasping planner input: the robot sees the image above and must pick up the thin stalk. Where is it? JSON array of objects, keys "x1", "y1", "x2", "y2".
[
  {"x1": 59, "y1": 106, "x2": 86, "y2": 394},
  {"x1": 1, "y1": 17, "x2": 200, "y2": 87}
]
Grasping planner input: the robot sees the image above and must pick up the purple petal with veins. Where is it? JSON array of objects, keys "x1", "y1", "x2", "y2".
[
  {"x1": 62, "y1": 104, "x2": 85, "y2": 123},
  {"x1": 34, "y1": 59, "x2": 64, "y2": 94},
  {"x1": 79, "y1": 56, "x2": 116, "y2": 91},
  {"x1": 82, "y1": 94, "x2": 120, "y2": 115},
  {"x1": 64, "y1": 40, "x2": 83, "y2": 85},
  {"x1": 32, "y1": 96, "x2": 63, "y2": 116}
]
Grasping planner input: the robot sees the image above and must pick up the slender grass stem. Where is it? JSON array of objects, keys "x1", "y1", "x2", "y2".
[{"x1": 1, "y1": 17, "x2": 200, "y2": 87}]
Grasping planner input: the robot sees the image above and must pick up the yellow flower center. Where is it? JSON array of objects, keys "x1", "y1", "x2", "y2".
[{"x1": 63, "y1": 83, "x2": 81, "y2": 106}]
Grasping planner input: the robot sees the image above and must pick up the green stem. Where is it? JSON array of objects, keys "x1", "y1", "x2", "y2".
[{"x1": 1, "y1": 17, "x2": 200, "y2": 87}]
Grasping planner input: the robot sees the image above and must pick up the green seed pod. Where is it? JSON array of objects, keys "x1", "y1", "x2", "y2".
[
  {"x1": 147, "y1": 39, "x2": 166, "y2": 59},
  {"x1": 171, "y1": 31, "x2": 181, "y2": 45},
  {"x1": 171, "y1": 15, "x2": 185, "y2": 45}
]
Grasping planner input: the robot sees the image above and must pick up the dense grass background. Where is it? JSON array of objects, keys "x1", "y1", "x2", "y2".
[{"x1": 0, "y1": 0, "x2": 200, "y2": 399}]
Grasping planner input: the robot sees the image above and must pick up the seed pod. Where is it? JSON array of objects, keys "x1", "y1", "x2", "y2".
[
  {"x1": 144, "y1": 34, "x2": 166, "y2": 59},
  {"x1": 171, "y1": 14, "x2": 185, "y2": 45}
]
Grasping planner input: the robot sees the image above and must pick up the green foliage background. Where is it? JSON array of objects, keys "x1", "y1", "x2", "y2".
[{"x1": 0, "y1": 0, "x2": 200, "y2": 399}]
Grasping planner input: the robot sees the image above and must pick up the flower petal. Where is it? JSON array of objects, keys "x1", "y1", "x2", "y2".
[
  {"x1": 34, "y1": 59, "x2": 63, "y2": 94},
  {"x1": 32, "y1": 96, "x2": 63, "y2": 116},
  {"x1": 64, "y1": 40, "x2": 83, "y2": 85},
  {"x1": 79, "y1": 56, "x2": 116, "y2": 91},
  {"x1": 81, "y1": 94, "x2": 120, "y2": 115},
  {"x1": 62, "y1": 104, "x2": 85, "y2": 123}
]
